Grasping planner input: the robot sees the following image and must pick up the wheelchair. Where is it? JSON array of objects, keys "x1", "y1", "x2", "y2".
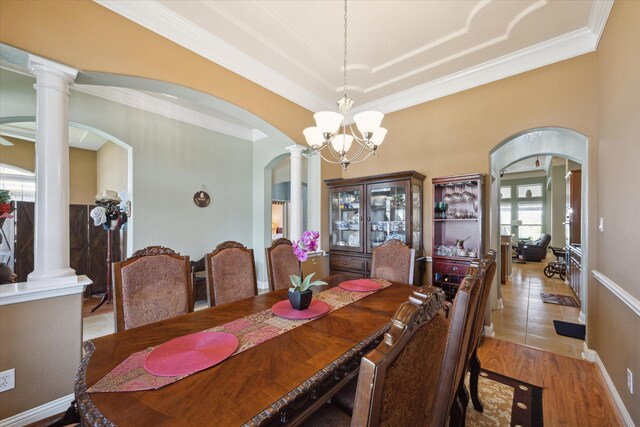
[{"x1": 544, "y1": 246, "x2": 567, "y2": 280}]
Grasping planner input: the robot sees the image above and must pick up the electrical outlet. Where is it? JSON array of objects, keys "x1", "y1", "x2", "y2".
[
  {"x1": 628, "y1": 369, "x2": 634, "y2": 394},
  {"x1": 0, "y1": 369, "x2": 15, "y2": 392}
]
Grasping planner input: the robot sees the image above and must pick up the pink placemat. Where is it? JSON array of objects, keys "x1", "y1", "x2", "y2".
[
  {"x1": 339, "y1": 279, "x2": 383, "y2": 292},
  {"x1": 271, "y1": 300, "x2": 331, "y2": 320},
  {"x1": 143, "y1": 331, "x2": 239, "y2": 377}
]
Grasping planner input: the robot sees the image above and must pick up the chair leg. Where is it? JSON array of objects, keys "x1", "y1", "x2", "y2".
[
  {"x1": 469, "y1": 349, "x2": 484, "y2": 412},
  {"x1": 449, "y1": 385, "x2": 468, "y2": 427}
]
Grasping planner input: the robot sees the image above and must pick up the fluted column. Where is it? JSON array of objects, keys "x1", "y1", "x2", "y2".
[
  {"x1": 286, "y1": 145, "x2": 305, "y2": 242},
  {"x1": 27, "y1": 55, "x2": 78, "y2": 282}
]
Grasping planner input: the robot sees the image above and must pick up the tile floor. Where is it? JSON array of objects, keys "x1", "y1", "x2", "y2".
[{"x1": 492, "y1": 258, "x2": 584, "y2": 359}]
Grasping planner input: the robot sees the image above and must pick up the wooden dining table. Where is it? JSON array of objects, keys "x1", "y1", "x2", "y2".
[{"x1": 75, "y1": 278, "x2": 416, "y2": 426}]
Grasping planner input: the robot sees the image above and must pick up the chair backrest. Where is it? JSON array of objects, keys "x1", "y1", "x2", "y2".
[
  {"x1": 538, "y1": 233, "x2": 552, "y2": 249},
  {"x1": 112, "y1": 246, "x2": 193, "y2": 332},
  {"x1": 429, "y1": 265, "x2": 483, "y2": 427},
  {"x1": 468, "y1": 251, "x2": 497, "y2": 356},
  {"x1": 205, "y1": 241, "x2": 257, "y2": 306},
  {"x1": 265, "y1": 238, "x2": 301, "y2": 291},
  {"x1": 370, "y1": 239, "x2": 415, "y2": 284},
  {"x1": 351, "y1": 285, "x2": 447, "y2": 427}
]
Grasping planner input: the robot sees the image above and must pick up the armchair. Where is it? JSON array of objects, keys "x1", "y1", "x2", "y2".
[{"x1": 516, "y1": 233, "x2": 551, "y2": 262}]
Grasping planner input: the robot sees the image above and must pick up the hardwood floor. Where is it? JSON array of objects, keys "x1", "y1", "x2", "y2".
[{"x1": 478, "y1": 337, "x2": 622, "y2": 426}]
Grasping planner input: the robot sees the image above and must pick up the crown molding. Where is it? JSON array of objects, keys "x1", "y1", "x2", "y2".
[
  {"x1": 72, "y1": 84, "x2": 257, "y2": 142},
  {"x1": 95, "y1": 0, "x2": 612, "y2": 116},
  {"x1": 352, "y1": 26, "x2": 599, "y2": 115},
  {"x1": 95, "y1": 0, "x2": 330, "y2": 112}
]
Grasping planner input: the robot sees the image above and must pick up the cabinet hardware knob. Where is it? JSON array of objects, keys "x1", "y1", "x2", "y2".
[
  {"x1": 452, "y1": 266, "x2": 458, "y2": 271},
  {"x1": 367, "y1": 217, "x2": 371, "y2": 221}
]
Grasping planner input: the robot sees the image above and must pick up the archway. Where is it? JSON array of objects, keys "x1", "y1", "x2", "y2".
[{"x1": 489, "y1": 127, "x2": 589, "y2": 336}]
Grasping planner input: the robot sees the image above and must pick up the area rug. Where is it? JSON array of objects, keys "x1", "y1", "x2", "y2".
[
  {"x1": 540, "y1": 293, "x2": 578, "y2": 308},
  {"x1": 553, "y1": 320, "x2": 585, "y2": 340},
  {"x1": 466, "y1": 369, "x2": 543, "y2": 427}
]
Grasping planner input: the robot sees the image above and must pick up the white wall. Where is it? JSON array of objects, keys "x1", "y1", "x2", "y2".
[{"x1": 1, "y1": 70, "x2": 254, "y2": 261}]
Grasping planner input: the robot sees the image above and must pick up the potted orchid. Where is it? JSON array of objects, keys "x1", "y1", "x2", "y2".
[{"x1": 289, "y1": 230, "x2": 327, "y2": 310}]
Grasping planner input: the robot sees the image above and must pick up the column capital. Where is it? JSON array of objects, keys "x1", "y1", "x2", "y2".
[
  {"x1": 285, "y1": 144, "x2": 306, "y2": 155},
  {"x1": 28, "y1": 54, "x2": 78, "y2": 82}
]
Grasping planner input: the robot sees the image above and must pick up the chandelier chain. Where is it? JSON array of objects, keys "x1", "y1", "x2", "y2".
[{"x1": 343, "y1": 0, "x2": 348, "y2": 100}]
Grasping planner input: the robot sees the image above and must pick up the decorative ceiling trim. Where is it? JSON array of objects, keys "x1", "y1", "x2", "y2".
[
  {"x1": 95, "y1": 0, "x2": 329, "y2": 112},
  {"x1": 72, "y1": 84, "x2": 257, "y2": 142},
  {"x1": 95, "y1": 0, "x2": 612, "y2": 116},
  {"x1": 351, "y1": 26, "x2": 599, "y2": 115}
]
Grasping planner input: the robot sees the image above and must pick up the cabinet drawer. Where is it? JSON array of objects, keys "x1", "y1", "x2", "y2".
[
  {"x1": 330, "y1": 256, "x2": 365, "y2": 272},
  {"x1": 433, "y1": 261, "x2": 469, "y2": 275}
]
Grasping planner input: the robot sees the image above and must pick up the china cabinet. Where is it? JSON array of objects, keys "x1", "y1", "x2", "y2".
[
  {"x1": 325, "y1": 171, "x2": 425, "y2": 284},
  {"x1": 432, "y1": 173, "x2": 485, "y2": 299}
]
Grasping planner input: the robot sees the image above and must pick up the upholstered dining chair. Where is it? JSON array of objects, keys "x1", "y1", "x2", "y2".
[
  {"x1": 303, "y1": 284, "x2": 475, "y2": 427},
  {"x1": 464, "y1": 250, "x2": 497, "y2": 413},
  {"x1": 265, "y1": 238, "x2": 301, "y2": 291},
  {"x1": 205, "y1": 241, "x2": 258, "y2": 306},
  {"x1": 320, "y1": 269, "x2": 482, "y2": 427},
  {"x1": 112, "y1": 246, "x2": 193, "y2": 332},
  {"x1": 370, "y1": 239, "x2": 415, "y2": 284}
]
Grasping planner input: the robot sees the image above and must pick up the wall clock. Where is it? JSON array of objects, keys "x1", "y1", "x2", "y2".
[{"x1": 193, "y1": 191, "x2": 211, "y2": 207}]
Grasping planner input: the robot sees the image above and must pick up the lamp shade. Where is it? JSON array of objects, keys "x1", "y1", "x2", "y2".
[
  {"x1": 330, "y1": 134, "x2": 353, "y2": 153},
  {"x1": 303, "y1": 127, "x2": 325, "y2": 147},
  {"x1": 314, "y1": 111, "x2": 343, "y2": 135},
  {"x1": 370, "y1": 127, "x2": 388, "y2": 146},
  {"x1": 354, "y1": 111, "x2": 384, "y2": 135}
]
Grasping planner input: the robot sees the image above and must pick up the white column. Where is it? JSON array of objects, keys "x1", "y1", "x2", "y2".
[
  {"x1": 286, "y1": 145, "x2": 305, "y2": 242},
  {"x1": 27, "y1": 55, "x2": 78, "y2": 282}
]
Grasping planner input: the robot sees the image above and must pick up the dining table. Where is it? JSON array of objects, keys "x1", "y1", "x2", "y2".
[{"x1": 75, "y1": 276, "x2": 416, "y2": 426}]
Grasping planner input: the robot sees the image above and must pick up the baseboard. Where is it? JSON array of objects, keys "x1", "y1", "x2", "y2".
[
  {"x1": 581, "y1": 342, "x2": 596, "y2": 362},
  {"x1": 578, "y1": 310, "x2": 586, "y2": 324},
  {"x1": 0, "y1": 393, "x2": 73, "y2": 427},
  {"x1": 496, "y1": 298, "x2": 504, "y2": 310},
  {"x1": 482, "y1": 323, "x2": 495, "y2": 338},
  {"x1": 587, "y1": 345, "x2": 634, "y2": 426}
]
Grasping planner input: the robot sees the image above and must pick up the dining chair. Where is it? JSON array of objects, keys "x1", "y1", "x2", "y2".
[
  {"x1": 431, "y1": 262, "x2": 484, "y2": 427},
  {"x1": 205, "y1": 241, "x2": 257, "y2": 306},
  {"x1": 302, "y1": 285, "x2": 451, "y2": 427},
  {"x1": 112, "y1": 245, "x2": 193, "y2": 332},
  {"x1": 265, "y1": 238, "x2": 301, "y2": 291},
  {"x1": 464, "y1": 250, "x2": 497, "y2": 413},
  {"x1": 369, "y1": 238, "x2": 415, "y2": 284},
  {"x1": 322, "y1": 262, "x2": 483, "y2": 427}
]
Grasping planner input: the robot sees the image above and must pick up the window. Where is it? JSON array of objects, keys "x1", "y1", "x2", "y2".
[
  {"x1": 517, "y1": 201, "x2": 543, "y2": 240},
  {"x1": 500, "y1": 202, "x2": 512, "y2": 235},
  {"x1": 517, "y1": 184, "x2": 542, "y2": 199},
  {"x1": 0, "y1": 164, "x2": 35, "y2": 202},
  {"x1": 500, "y1": 186, "x2": 512, "y2": 200}
]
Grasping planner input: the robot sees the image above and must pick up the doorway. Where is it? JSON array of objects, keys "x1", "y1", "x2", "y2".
[{"x1": 488, "y1": 127, "x2": 589, "y2": 358}]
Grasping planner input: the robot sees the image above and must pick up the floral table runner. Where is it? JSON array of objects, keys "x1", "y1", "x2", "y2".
[{"x1": 88, "y1": 279, "x2": 392, "y2": 393}]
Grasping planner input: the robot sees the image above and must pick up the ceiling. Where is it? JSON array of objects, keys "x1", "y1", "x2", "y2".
[{"x1": 96, "y1": 0, "x2": 613, "y2": 115}]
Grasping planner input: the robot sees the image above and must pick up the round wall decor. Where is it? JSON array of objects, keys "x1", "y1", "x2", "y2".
[{"x1": 193, "y1": 191, "x2": 211, "y2": 207}]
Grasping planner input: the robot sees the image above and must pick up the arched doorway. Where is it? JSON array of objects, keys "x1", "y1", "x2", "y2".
[{"x1": 489, "y1": 127, "x2": 589, "y2": 354}]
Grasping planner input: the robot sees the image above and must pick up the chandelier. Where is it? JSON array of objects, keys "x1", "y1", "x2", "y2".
[{"x1": 303, "y1": 0, "x2": 387, "y2": 170}]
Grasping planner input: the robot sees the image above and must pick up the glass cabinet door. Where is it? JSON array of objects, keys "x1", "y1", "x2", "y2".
[
  {"x1": 411, "y1": 183, "x2": 422, "y2": 252},
  {"x1": 366, "y1": 181, "x2": 409, "y2": 253},
  {"x1": 329, "y1": 185, "x2": 363, "y2": 252}
]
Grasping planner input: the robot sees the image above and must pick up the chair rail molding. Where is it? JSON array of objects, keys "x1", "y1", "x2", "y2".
[{"x1": 592, "y1": 270, "x2": 640, "y2": 317}]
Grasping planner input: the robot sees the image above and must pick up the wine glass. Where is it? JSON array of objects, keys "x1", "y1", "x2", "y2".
[
  {"x1": 442, "y1": 184, "x2": 454, "y2": 204},
  {"x1": 462, "y1": 182, "x2": 474, "y2": 203},
  {"x1": 451, "y1": 184, "x2": 462, "y2": 202}
]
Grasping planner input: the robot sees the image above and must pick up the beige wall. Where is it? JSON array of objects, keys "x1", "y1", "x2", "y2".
[
  {"x1": 0, "y1": 294, "x2": 83, "y2": 419},
  {"x1": 595, "y1": 0, "x2": 640, "y2": 422},
  {"x1": 0, "y1": 136, "x2": 98, "y2": 205},
  {"x1": 96, "y1": 141, "x2": 127, "y2": 194}
]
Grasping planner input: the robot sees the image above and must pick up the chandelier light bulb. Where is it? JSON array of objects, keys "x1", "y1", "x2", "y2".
[
  {"x1": 303, "y1": 127, "x2": 325, "y2": 147},
  {"x1": 354, "y1": 111, "x2": 384, "y2": 136},
  {"x1": 314, "y1": 111, "x2": 343, "y2": 135},
  {"x1": 370, "y1": 127, "x2": 388, "y2": 146},
  {"x1": 330, "y1": 134, "x2": 353, "y2": 153}
]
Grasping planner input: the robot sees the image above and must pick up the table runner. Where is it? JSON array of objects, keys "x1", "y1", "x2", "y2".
[{"x1": 88, "y1": 279, "x2": 391, "y2": 393}]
